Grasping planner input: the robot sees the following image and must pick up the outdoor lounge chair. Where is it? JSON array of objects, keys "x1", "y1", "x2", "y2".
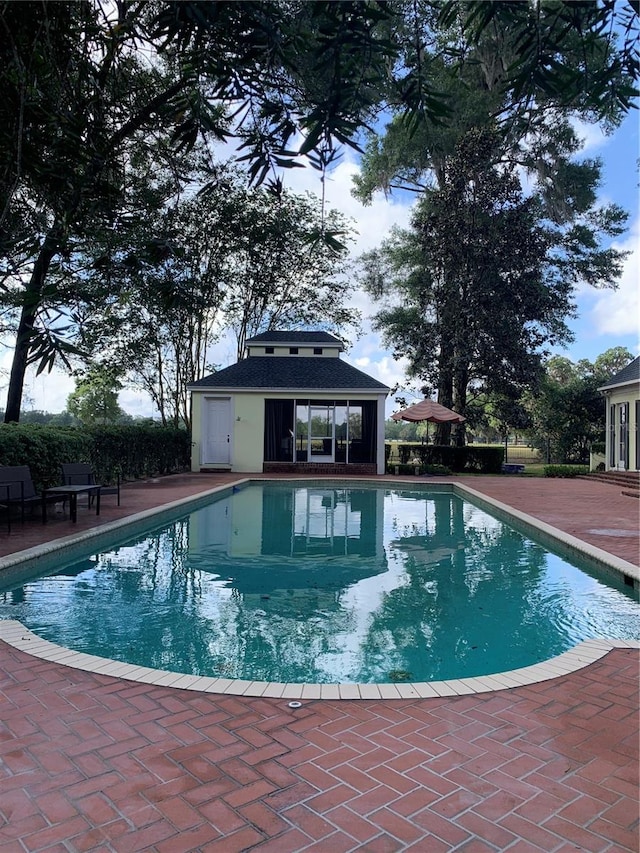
[
  {"x1": 60, "y1": 463, "x2": 120, "y2": 506},
  {"x1": 0, "y1": 465, "x2": 60, "y2": 533}
]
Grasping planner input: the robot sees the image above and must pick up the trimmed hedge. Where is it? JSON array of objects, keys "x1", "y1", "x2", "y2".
[
  {"x1": 543, "y1": 464, "x2": 590, "y2": 478},
  {"x1": 85, "y1": 425, "x2": 191, "y2": 483},
  {"x1": 388, "y1": 443, "x2": 504, "y2": 474},
  {"x1": 0, "y1": 423, "x2": 191, "y2": 492}
]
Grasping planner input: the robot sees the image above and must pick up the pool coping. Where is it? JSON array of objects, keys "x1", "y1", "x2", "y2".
[{"x1": 0, "y1": 476, "x2": 638, "y2": 699}]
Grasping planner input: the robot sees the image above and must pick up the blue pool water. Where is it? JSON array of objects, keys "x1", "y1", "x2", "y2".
[{"x1": 0, "y1": 483, "x2": 637, "y2": 683}]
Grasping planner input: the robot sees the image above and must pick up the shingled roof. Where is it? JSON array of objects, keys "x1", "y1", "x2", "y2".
[
  {"x1": 598, "y1": 356, "x2": 640, "y2": 391},
  {"x1": 246, "y1": 331, "x2": 343, "y2": 347},
  {"x1": 189, "y1": 357, "x2": 389, "y2": 391}
]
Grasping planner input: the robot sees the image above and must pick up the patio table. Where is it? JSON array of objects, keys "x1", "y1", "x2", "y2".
[{"x1": 42, "y1": 484, "x2": 101, "y2": 524}]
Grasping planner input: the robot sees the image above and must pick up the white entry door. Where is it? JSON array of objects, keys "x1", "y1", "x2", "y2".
[{"x1": 202, "y1": 398, "x2": 232, "y2": 465}]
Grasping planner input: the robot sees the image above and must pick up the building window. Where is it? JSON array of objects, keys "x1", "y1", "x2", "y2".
[
  {"x1": 265, "y1": 347, "x2": 274, "y2": 354},
  {"x1": 619, "y1": 403, "x2": 629, "y2": 469},
  {"x1": 291, "y1": 400, "x2": 376, "y2": 464},
  {"x1": 289, "y1": 347, "x2": 298, "y2": 354},
  {"x1": 314, "y1": 347, "x2": 323, "y2": 355}
]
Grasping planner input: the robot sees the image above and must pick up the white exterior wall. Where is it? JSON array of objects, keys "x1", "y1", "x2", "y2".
[
  {"x1": 190, "y1": 392, "x2": 202, "y2": 472},
  {"x1": 231, "y1": 394, "x2": 266, "y2": 472},
  {"x1": 191, "y1": 390, "x2": 388, "y2": 473},
  {"x1": 604, "y1": 385, "x2": 639, "y2": 472},
  {"x1": 246, "y1": 345, "x2": 340, "y2": 358},
  {"x1": 190, "y1": 392, "x2": 264, "y2": 473}
]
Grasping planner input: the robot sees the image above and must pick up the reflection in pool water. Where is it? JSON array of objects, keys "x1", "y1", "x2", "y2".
[{"x1": 0, "y1": 484, "x2": 638, "y2": 683}]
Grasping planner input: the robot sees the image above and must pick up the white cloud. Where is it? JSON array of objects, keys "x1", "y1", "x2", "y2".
[
  {"x1": 20, "y1": 368, "x2": 75, "y2": 415},
  {"x1": 585, "y1": 218, "x2": 640, "y2": 337},
  {"x1": 119, "y1": 387, "x2": 155, "y2": 419},
  {"x1": 570, "y1": 118, "x2": 609, "y2": 154},
  {"x1": 281, "y1": 149, "x2": 415, "y2": 257},
  {"x1": 323, "y1": 159, "x2": 415, "y2": 255}
]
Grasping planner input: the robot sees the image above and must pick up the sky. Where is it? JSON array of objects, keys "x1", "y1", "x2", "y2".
[{"x1": 10, "y1": 105, "x2": 639, "y2": 421}]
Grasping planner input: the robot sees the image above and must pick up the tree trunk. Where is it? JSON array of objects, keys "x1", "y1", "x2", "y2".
[
  {"x1": 435, "y1": 299, "x2": 455, "y2": 445},
  {"x1": 4, "y1": 233, "x2": 59, "y2": 422},
  {"x1": 453, "y1": 362, "x2": 468, "y2": 446},
  {"x1": 5, "y1": 65, "x2": 188, "y2": 421},
  {"x1": 435, "y1": 344, "x2": 454, "y2": 446}
]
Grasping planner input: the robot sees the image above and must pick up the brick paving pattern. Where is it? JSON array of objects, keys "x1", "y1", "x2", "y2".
[
  {"x1": 0, "y1": 472, "x2": 638, "y2": 850},
  {"x1": 0, "y1": 643, "x2": 638, "y2": 852}
]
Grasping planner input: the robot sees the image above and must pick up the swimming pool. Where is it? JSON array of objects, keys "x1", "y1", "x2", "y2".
[{"x1": 0, "y1": 481, "x2": 637, "y2": 687}]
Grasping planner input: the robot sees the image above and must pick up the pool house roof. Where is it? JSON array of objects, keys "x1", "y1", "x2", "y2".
[
  {"x1": 245, "y1": 331, "x2": 344, "y2": 349},
  {"x1": 188, "y1": 356, "x2": 389, "y2": 393}
]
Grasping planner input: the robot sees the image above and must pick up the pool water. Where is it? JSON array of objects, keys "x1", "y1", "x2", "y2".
[{"x1": 0, "y1": 483, "x2": 638, "y2": 683}]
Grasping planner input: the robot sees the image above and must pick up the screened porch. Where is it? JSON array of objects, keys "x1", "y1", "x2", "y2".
[{"x1": 264, "y1": 399, "x2": 378, "y2": 467}]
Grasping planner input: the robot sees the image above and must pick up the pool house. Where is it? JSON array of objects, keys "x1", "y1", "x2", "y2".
[{"x1": 188, "y1": 331, "x2": 390, "y2": 475}]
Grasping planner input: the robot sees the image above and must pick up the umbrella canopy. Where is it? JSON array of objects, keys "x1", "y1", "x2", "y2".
[{"x1": 391, "y1": 399, "x2": 465, "y2": 424}]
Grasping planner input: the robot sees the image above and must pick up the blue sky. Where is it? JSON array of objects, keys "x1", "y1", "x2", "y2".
[
  {"x1": 559, "y1": 109, "x2": 639, "y2": 365},
  {"x1": 15, "y1": 103, "x2": 639, "y2": 418}
]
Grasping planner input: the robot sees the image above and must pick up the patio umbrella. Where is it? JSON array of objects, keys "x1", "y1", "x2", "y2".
[{"x1": 391, "y1": 399, "x2": 465, "y2": 424}]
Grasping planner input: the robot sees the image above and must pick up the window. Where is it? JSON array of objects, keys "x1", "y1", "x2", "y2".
[
  {"x1": 314, "y1": 347, "x2": 323, "y2": 355},
  {"x1": 619, "y1": 403, "x2": 629, "y2": 469},
  {"x1": 289, "y1": 347, "x2": 298, "y2": 354},
  {"x1": 265, "y1": 347, "x2": 274, "y2": 354},
  {"x1": 291, "y1": 400, "x2": 376, "y2": 463}
]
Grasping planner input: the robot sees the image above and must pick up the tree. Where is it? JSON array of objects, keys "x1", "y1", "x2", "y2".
[
  {"x1": 0, "y1": 0, "x2": 396, "y2": 422},
  {"x1": 2, "y1": 0, "x2": 636, "y2": 422},
  {"x1": 211, "y1": 182, "x2": 357, "y2": 360},
  {"x1": 359, "y1": 128, "x2": 627, "y2": 444},
  {"x1": 438, "y1": 1, "x2": 639, "y2": 123},
  {"x1": 353, "y1": 0, "x2": 633, "y2": 444},
  {"x1": 384, "y1": 418, "x2": 420, "y2": 441},
  {"x1": 354, "y1": 0, "x2": 638, "y2": 206},
  {"x1": 483, "y1": 395, "x2": 532, "y2": 458},
  {"x1": 66, "y1": 364, "x2": 125, "y2": 426},
  {"x1": 74, "y1": 167, "x2": 358, "y2": 429},
  {"x1": 525, "y1": 348, "x2": 634, "y2": 463},
  {"x1": 1, "y1": 1, "x2": 197, "y2": 422}
]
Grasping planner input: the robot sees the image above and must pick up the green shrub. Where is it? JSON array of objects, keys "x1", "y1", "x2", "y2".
[
  {"x1": 387, "y1": 462, "x2": 422, "y2": 475},
  {"x1": 543, "y1": 464, "x2": 589, "y2": 478},
  {"x1": 386, "y1": 461, "x2": 452, "y2": 476},
  {"x1": 0, "y1": 423, "x2": 191, "y2": 491},
  {"x1": 424, "y1": 463, "x2": 451, "y2": 475},
  {"x1": 590, "y1": 442, "x2": 606, "y2": 455},
  {"x1": 86, "y1": 425, "x2": 191, "y2": 482},
  {"x1": 396, "y1": 443, "x2": 503, "y2": 473}
]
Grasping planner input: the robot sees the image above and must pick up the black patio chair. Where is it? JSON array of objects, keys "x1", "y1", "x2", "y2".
[
  {"x1": 0, "y1": 465, "x2": 60, "y2": 533},
  {"x1": 60, "y1": 463, "x2": 121, "y2": 506}
]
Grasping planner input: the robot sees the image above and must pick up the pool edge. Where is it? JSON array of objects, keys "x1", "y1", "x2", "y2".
[
  {"x1": 453, "y1": 481, "x2": 640, "y2": 587},
  {"x1": 0, "y1": 474, "x2": 638, "y2": 700},
  {"x1": 1, "y1": 618, "x2": 638, "y2": 699}
]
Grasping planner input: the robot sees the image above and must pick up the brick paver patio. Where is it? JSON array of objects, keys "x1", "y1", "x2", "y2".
[{"x1": 1, "y1": 473, "x2": 638, "y2": 851}]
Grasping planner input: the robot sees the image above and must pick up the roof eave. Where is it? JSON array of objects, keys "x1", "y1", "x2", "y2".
[
  {"x1": 598, "y1": 378, "x2": 640, "y2": 393},
  {"x1": 188, "y1": 385, "x2": 390, "y2": 394}
]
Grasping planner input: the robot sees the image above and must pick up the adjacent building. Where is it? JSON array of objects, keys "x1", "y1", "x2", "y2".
[
  {"x1": 599, "y1": 355, "x2": 640, "y2": 472},
  {"x1": 188, "y1": 331, "x2": 390, "y2": 475}
]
